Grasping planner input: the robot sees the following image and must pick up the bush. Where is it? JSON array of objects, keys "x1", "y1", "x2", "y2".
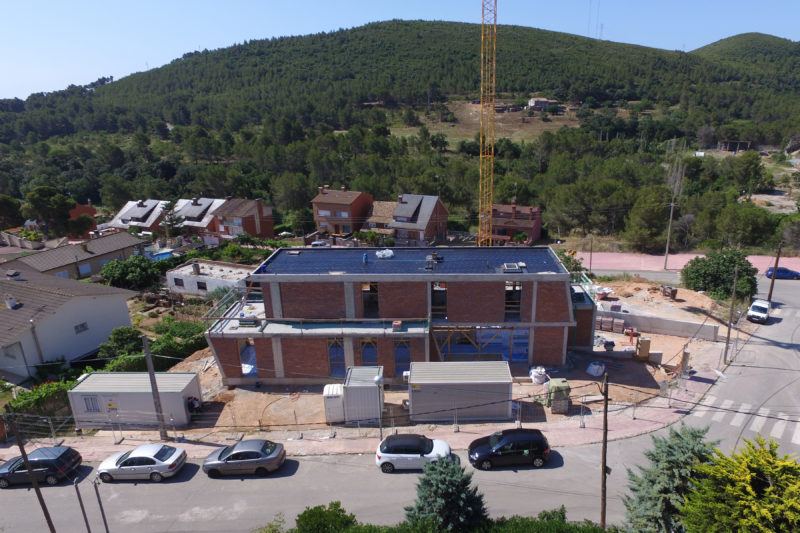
[
  {"x1": 293, "y1": 501, "x2": 357, "y2": 533},
  {"x1": 680, "y1": 248, "x2": 758, "y2": 299},
  {"x1": 7, "y1": 380, "x2": 75, "y2": 415}
]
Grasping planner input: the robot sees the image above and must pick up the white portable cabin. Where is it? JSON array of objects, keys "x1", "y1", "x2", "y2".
[
  {"x1": 323, "y1": 366, "x2": 384, "y2": 424},
  {"x1": 68, "y1": 372, "x2": 202, "y2": 429},
  {"x1": 408, "y1": 361, "x2": 513, "y2": 423}
]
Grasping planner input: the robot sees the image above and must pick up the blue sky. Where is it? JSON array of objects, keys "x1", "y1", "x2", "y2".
[{"x1": 2, "y1": 0, "x2": 798, "y2": 100}]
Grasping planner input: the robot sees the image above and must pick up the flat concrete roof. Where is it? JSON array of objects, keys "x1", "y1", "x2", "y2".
[{"x1": 251, "y1": 247, "x2": 566, "y2": 278}]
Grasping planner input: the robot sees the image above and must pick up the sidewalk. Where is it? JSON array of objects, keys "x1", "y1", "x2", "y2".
[{"x1": 0, "y1": 342, "x2": 723, "y2": 462}]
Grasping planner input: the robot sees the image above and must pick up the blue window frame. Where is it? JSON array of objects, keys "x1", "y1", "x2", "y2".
[
  {"x1": 328, "y1": 339, "x2": 345, "y2": 377},
  {"x1": 361, "y1": 340, "x2": 378, "y2": 366},
  {"x1": 394, "y1": 341, "x2": 411, "y2": 375}
]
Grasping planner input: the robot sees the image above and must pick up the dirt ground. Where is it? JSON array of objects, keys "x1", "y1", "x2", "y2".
[{"x1": 169, "y1": 280, "x2": 748, "y2": 433}]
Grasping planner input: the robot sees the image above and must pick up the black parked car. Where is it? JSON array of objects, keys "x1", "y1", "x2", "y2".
[
  {"x1": 468, "y1": 429, "x2": 550, "y2": 470},
  {"x1": 0, "y1": 446, "x2": 82, "y2": 488}
]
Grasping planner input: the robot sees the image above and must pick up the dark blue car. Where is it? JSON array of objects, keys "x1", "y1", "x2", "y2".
[{"x1": 766, "y1": 267, "x2": 800, "y2": 280}]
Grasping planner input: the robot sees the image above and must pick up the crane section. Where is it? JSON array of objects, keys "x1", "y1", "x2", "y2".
[{"x1": 477, "y1": 0, "x2": 497, "y2": 247}]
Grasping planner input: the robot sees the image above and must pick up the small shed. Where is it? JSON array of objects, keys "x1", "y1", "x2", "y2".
[
  {"x1": 323, "y1": 366, "x2": 384, "y2": 424},
  {"x1": 408, "y1": 361, "x2": 513, "y2": 423},
  {"x1": 68, "y1": 372, "x2": 202, "y2": 429}
]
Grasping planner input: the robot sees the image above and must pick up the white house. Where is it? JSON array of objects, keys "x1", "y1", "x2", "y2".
[
  {"x1": 166, "y1": 259, "x2": 252, "y2": 297},
  {"x1": 0, "y1": 268, "x2": 135, "y2": 381}
]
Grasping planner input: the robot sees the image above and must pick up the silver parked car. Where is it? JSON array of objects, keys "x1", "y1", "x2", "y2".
[
  {"x1": 202, "y1": 439, "x2": 286, "y2": 478},
  {"x1": 375, "y1": 434, "x2": 451, "y2": 473},
  {"x1": 97, "y1": 444, "x2": 187, "y2": 483}
]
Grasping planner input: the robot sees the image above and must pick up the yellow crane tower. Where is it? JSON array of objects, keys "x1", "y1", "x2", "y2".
[{"x1": 477, "y1": 0, "x2": 497, "y2": 247}]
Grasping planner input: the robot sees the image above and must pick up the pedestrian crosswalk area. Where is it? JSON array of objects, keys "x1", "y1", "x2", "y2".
[{"x1": 691, "y1": 395, "x2": 800, "y2": 445}]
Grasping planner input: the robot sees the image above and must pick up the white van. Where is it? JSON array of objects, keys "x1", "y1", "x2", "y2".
[{"x1": 746, "y1": 299, "x2": 770, "y2": 324}]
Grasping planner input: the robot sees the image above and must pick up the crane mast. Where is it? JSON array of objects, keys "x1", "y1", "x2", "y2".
[{"x1": 477, "y1": 0, "x2": 497, "y2": 247}]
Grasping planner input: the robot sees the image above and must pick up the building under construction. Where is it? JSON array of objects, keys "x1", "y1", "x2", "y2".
[{"x1": 204, "y1": 247, "x2": 596, "y2": 386}]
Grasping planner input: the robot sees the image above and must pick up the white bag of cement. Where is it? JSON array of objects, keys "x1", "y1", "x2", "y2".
[
  {"x1": 529, "y1": 366, "x2": 548, "y2": 384},
  {"x1": 586, "y1": 361, "x2": 605, "y2": 377},
  {"x1": 375, "y1": 249, "x2": 394, "y2": 259}
]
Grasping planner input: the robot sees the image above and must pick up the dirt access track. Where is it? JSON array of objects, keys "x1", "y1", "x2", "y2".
[{"x1": 170, "y1": 280, "x2": 743, "y2": 435}]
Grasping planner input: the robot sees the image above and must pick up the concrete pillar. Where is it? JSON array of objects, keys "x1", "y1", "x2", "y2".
[
  {"x1": 272, "y1": 338, "x2": 285, "y2": 378},
  {"x1": 344, "y1": 337, "x2": 355, "y2": 368},
  {"x1": 270, "y1": 282, "x2": 282, "y2": 318},
  {"x1": 344, "y1": 282, "x2": 355, "y2": 318}
]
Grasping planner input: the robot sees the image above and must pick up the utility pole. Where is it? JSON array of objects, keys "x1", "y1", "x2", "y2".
[
  {"x1": 663, "y1": 146, "x2": 685, "y2": 271},
  {"x1": 142, "y1": 335, "x2": 169, "y2": 440},
  {"x1": 723, "y1": 265, "x2": 739, "y2": 365},
  {"x1": 600, "y1": 372, "x2": 609, "y2": 530},
  {"x1": 767, "y1": 241, "x2": 782, "y2": 303},
  {"x1": 3, "y1": 409, "x2": 56, "y2": 533}
]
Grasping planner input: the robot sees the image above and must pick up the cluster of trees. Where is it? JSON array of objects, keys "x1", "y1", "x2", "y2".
[
  {"x1": 94, "y1": 321, "x2": 207, "y2": 373},
  {"x1": 625, "y1": 425, "x2": 800, "y2": 532},
  {"x1": 2, "y1": 22, "x2": 800, "y2": 252}
]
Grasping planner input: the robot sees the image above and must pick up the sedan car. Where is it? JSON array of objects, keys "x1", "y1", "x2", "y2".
[
  {"x1": 0, "y1": 446, "x2": 82, "y2": 488},
  {"x1": 765, "y1": 266, "x2": 800, "y2": 280},
  {"x1": 468, "y1": 428, "x2": 550, "y2": 470},
  {"x1": 97, "y1": 443, "x2": 186, "y2": 483},
  {"x1": 375, "y1": 433, "x2": 450, "y2": 473},
  {"x1": 202, "y1": 439, "x2": 286, "y2": 478}
]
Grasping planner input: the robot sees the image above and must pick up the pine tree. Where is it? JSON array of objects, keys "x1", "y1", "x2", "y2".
[
  {"x1": 623, "y1": 424, "x2": 716, "y2": 533},
  {"x1": 405, "y1": 457, "x2": 488, "y2": 532},
  {"x1": 680, "y1": 436, "x2": 800, "y2": 533}
]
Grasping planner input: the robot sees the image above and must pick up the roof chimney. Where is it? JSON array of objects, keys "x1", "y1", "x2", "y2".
[
  {"x1": 192, "y1": 197, "x2": 199, "y2": 206},
  {"x1": 318, "y1": 186, "x2": 323, "y2": 195},
  {"x1": 80, "y1": 243, "x2": 89, "y2": 253},
  {"x1": 323, "y1": 184, "x2": 330, "y2": 191},
  {"x1": 5, "y1": 294, "x2": 18, "y2": 310},
  {"x1": 341, "y1": 186, "x2": 346, "y2": 191},
  {"x1": 5, "y1": 270, "x2": 21, "y2": 281},
  {"x1": 137, "y1": 199, "x2": 145, "y2": 207},
  {"x1": 192, "y1": 262, "x2": 201, "y2": 275},
  {"x1": 397, "y1": 195, "x2": 404, "y2": 203},
  {"x1": 87, "y1": 199, "x2": 92, "y2": 207},
  {"x1": 511, "y1": 199, "x2": 517, "y2": 219}
]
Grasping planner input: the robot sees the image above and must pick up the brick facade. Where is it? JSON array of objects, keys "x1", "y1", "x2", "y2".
[
  {"x1": 532, "y1": 326, "x2": 566, "y2": 365},
  {"x1": 281, "y1": 282, "x2": 345, "y2": 319},
  {"x1": 535, "y1": 281, "x2": 571, "y2": 322},
  {"x1": 253, "y1": 338, "x2": 275, "y2": 378},
  {"x1": 281, "y1": 338, "x2": 330, "y2": 379},
  {"x1": 378, "y1": 282, "x2": 428, "y2": 318},
  {"x1": 210, "y1": 337, "x2": 243, "y2": 379},
  {"x1": 447, "y1": 282, "x2": 505, "y2": 323}
]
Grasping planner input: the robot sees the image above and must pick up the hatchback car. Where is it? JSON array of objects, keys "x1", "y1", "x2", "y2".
[
  {"x1": 97, "y1": 443, "x2": 187, "y2": 483},
  {"x1": 375, "y1": 434, "x2": 450, "y2": 473},
  {"x1": 765, "y1": 267, "x2": 800, "y2": 280},
  {"x1": 0, "y1": 446, "x2": 82, "y2": 488},
  {"x1": 203, "y1": 439, "x2": 286, "y2": 478},
  {"x1": 468, "y1": 429, "x2": 550, "y2": 470},
  {"x1": 747, "y1": 299, "x2": 770, "y2": 324}
]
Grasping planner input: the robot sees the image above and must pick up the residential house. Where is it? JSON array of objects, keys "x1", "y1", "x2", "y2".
[
  {"x1": 390, "y1": 194, "x2": 448, "y2": 246},
  {"x1": 170, "y1": 197, "x2": 227, "y2": 245},
  {"x1": 491, "y1": 201, "x2": 542, "y2": 245},
  {"x1": 68, "y1": 201, "x2": 98, "y2": 238},
  {"x1": 2, "y1": 232, "x2": 145, "y2": 279},
  {"x1": 364, "y1": 201, "x2": 397, "y2": 241},
  {"x1": 166, "y1": 259, "x2": 253, "y2": 297},
  {"x1": 203, "y1": 247, "x2": 596, "y2": 386},
  {"x1": 0, "y1": 268, "x2": 136, "y2": 380},
  {"x1": 108, "y1": 199, "x2": 169, "y2": 233},
  {"x1": 311, "y1": 186, "x2": 373, "y2": 235},
  {"x1": 213, "y1": 198, "x2": 274, "y2": 240}
]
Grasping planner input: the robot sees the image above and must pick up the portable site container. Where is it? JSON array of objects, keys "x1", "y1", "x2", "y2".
[
  {"x1": 323, "y1": 366, "x2": 384, "y2": 424},
  {"x1": 343, "y1": 366, "x2": 383, "y2": 424},
  {"x1": 68, "y1": 372, "x2": 202, "y2": 429},
  {"x1": 408, "y1": 361, "x2": 513, "y2": 423}
]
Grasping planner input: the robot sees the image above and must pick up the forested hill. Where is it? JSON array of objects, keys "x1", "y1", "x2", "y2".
[{"x1": 2, "y1": 20, "x2": 800, "y2": 144}]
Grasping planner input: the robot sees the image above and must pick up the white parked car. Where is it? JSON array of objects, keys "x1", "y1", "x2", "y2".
[
  {"x1": 97, "y1": 444, "x2": 187, "y2": 483},
  {"x1": 375, "y1": 434, "x2": 450, "y2": 473},
  {"x1": 746, "y1": 299, "x2": 770, "y2": 324}
]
